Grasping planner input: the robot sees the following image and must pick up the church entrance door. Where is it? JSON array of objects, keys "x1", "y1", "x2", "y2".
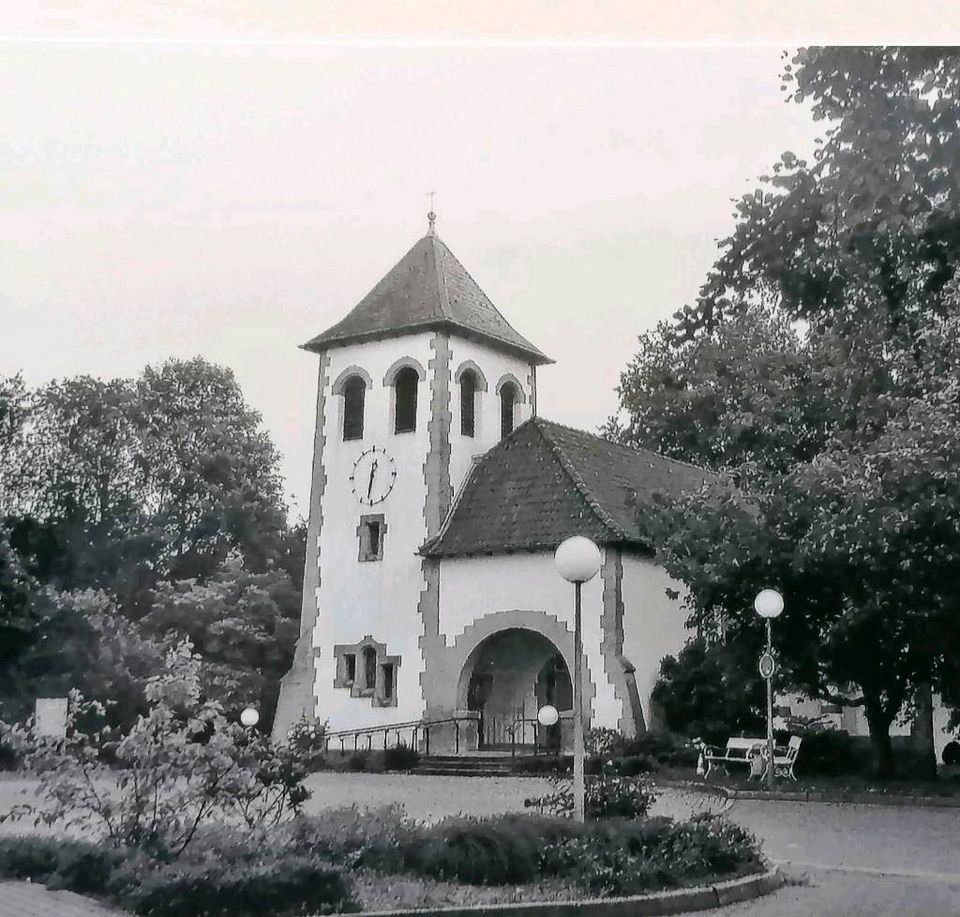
[{"x1": 458, "y1": 628, "x2": 571, "y2": 751}]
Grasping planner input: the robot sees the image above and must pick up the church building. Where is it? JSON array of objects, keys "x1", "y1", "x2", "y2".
[{"x1": 273, "y1": 215, "x2": 708, "y2": 751}]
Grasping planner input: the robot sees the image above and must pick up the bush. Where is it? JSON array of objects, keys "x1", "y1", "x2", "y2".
[
  {"x1": 943, "y1": 740, "x2": 960, "y2": 767},
  {"x1": 651, "y1": 638, "x2": 765, "y2": 746},
  {"x1": 116, "y1": 855, "x2": 356, "y2": 917},
  {"x1": 285, "y1": 717, "x2": 328, "y2": 770},
  {"x1": 383, "y1": 742, "x2": 420, "y2": 771},
  {"x1": 792, "y1": 730, "x2": 870, "y2": 778},
  {"x1": 0, "y1": 836, "x2": 63, "y2": 880},
  {"x1": 4, "y1": 643, "x2": 311, "y2": 856},
  {"x1": 585, "y1": 728, "x2": 698, "y2": 771},
  {"x1": 525, "y1": 773, "x2": 657, "y2": 820},
  {"x1": 511, "y1": 755, "x2": 571, "y2": 775},
  {"x1": 0, "y1": 836, "x2": 122, "y2": 895},
  {"x1": 347, "y1": 751, "x2": 368, "y2": 772}
]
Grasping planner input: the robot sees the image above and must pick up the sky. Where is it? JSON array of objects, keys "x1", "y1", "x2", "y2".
[{"x1": 1, "y1": 38, "x2": 825, "y2": 518}]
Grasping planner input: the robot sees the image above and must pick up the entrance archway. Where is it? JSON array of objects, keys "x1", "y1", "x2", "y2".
[{"x1": 459, "y1": 628, "x2": 572, "y2": 749}]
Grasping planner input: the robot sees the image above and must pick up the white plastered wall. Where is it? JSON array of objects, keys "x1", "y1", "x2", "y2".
[
  {"x1": 447, "y1": 337, "x2": 534, "y2": 496},
  {"x1": 619, "y1": 555, "x2": 692, "y2": 730},
  {"x1": 311, "y1": 333, "x2": 434, "y2": 730},
  {"x1": 439, "y1": 551, "x2": 622, "y2": 728}
]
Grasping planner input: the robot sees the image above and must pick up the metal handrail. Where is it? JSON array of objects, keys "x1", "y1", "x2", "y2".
[{"x1": 324, "y1": 714, "x2": 470, "y2": 757}]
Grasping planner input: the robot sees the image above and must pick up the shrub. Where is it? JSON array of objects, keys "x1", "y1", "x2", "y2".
[
  {"x1": 283, "y1": 806, "x2": 412, "y2": 872},
  {"x1": 285, "y1": 717, "x2": 328, "y2": 770},
  {"x1": 2, "y1": 642, "x2": 311, "y2": 856},
  {"x1": 0, "y1": 836, "x2": 122, "y2": 896},
  {"x1": 652, "y1": 638, "x2": 765, "y2": 746},
  {"x1": 0, "y1": 836, "x2": 63, "y2": 880},
  {"x1": 792, "y1": 730, "x2": 870, "y2": 777},
  {"x1": 383, "y1": 742, "x2": 420, "y2": 771},
  {"x1": 116, "y1": 855, "x2": 356, "y2": 917},
  {"x1": 943, "y1": 740, "x2": 960, "y2": 767},
  {"x1": 405, "y1": 814, "x2": 574, "y2": 885},
  {"x1": 525, "y1": 773, "x2": 657, "y2": 820},
  {"x1": 511, "y1": 755, "x2": 571, "y2": 775},
  {"x1": 347, "y1": 751, "x2": 368, "y2": 772}
]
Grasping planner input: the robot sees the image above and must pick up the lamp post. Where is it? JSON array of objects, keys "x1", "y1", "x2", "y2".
[
  {"x1": 753, "y1": 589, "x2": 783, "y2": 790},
  {"x1": 555, "y1": 536, "x2": 602, "y2": 823}
]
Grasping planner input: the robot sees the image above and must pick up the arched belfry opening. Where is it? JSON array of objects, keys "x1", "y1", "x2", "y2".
[{"x1": 393, "y1": 366, "x2": 419, "y2": 434}]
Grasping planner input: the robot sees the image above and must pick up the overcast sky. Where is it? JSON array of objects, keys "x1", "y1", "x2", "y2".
[{"x1": 1, "y1": 40, "x2": 822, "y2": 517}]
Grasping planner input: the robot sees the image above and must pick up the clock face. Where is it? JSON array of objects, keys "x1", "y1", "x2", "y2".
[{"x1": 350, "y1": 446, "x2": 397, "y2": 506}]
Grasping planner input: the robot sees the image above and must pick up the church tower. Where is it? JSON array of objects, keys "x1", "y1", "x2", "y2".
[{"x1": 273, "y1": 217, "x2": 552, "y2": 738}]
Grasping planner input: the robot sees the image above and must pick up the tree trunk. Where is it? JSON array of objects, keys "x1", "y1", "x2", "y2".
[
  {"x1": 910, "y1": 683, "x2": 937, "y2": 780},
  {"x1": 864, "y1": 699, "x2": 896, "y2": 779}
]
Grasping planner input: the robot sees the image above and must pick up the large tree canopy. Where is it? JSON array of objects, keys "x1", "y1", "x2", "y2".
[
  {"x1": 0, "y1": 357, "x2": 302, "y2": 729},
  {"x1": 612, "y1": 47, "x2": 960, "y2": 776}
]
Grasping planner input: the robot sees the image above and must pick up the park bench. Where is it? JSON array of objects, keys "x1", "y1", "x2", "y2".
[
  {"x1": 699, "y1": 737, "x2": 765, "y2": 779},
  {"x1": 698, "y1": 735, "x2": 803, "y2": 781}
]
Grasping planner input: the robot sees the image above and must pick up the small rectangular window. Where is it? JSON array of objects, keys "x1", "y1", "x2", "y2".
[
  {"x1": 381, "y1": 663, "x2": 395, "y2": 700},
  {"x1": 357, "y1": 515, "x2": 385, "y2": 562},
  {"x1": 344, "y1": 654, "x2": 356, "y2": 685}
]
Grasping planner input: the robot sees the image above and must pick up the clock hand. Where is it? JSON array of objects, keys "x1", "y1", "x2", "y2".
[{"x1": 366, "y1": 460, "x2": 378, "y2": 499}]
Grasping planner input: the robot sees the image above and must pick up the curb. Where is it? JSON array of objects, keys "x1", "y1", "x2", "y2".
[
  {"x1": 362, "y1": 866, "x2": 782, "y2": 917},
  {"x1": 658, "y1": 779, "x2": 960, "y2": 809}
]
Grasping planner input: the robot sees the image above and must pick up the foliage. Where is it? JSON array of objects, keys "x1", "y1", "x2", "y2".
[
  {"x1": 113, "y1": 854, "x2": 355, "y2": 917},
  {"x1": 652, "y1": 639, "x2": 766, "y2": 746},
  {"x1": 585, "y1": 727, "x2": 700, "y2": 770},
  {"x1": 347, "y1": 751, "x2": 369, "y2": 772},
  {"x1": 285, "y1": 717, "x2": 328, "y2": 769},
  {"x1": 609, "y1": 49, "x2": 960, "y2": 775},
  {"x1": 382, "y1": 742, "x2": 420, "y2": 772},
  {"x1": 1, "y1": 643, "x2": 310, "y2": 856},
  {"x1": 524, "y1": 772, "x2": 657, "y2": 820},
  {"x1": 538, "y1": 815, "x2": 761, "y2": 897},
  {"x1": 141, "y1": 554, "x2": 299, "y2": 725}
]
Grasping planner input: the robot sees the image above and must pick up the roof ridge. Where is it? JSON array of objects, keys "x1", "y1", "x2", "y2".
[
  {"x1": 430, "y1": 234, "x2": 454, "y2": 321},
  {"x1": 536, "y1": 416, "x2": 713, "y2": 477},
  {"x1": 532, "y1": 419, "x2": 629, "y2": 541},
  {"x1": 432, "y1": 235, "x2": 543, "y2": 353}
]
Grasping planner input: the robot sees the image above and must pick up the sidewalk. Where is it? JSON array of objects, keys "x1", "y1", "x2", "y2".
[{"x1": 0, "y1": 881, "x2": 119, "y2": 917}]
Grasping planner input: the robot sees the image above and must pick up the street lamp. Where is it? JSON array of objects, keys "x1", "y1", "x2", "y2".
[
  {"x1": 240, "y1": 706, "x2": 260, "y2": 728},
  {"x1": 555, "y1": 535, "x2": 602, "y2": 823},
  {"x1": 753, "y1": 589, "x2": 784, "y2": 790}
]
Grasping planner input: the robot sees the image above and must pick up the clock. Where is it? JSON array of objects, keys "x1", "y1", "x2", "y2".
[{"x1": 350, "y1": 446, "x2": 397, "y2": 506}]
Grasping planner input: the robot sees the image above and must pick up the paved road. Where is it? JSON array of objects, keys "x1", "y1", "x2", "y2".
[{"x1": 2, "y1": 774, "x2": 959, "y2": 915}]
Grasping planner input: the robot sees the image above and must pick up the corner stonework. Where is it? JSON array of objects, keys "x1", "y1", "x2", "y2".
[
  {"x1": 419, "y1": 333, "x2": 453, "y2": 710},
  {"x1": 272, "y1": 351, "x2": 330, "y2": 741},
  {"x1": 600, "y1": 548, "x2": 647, "y2": 736}
]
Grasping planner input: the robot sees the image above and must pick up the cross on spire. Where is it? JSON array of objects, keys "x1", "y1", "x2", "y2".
[{"x1": 427, "y1": 191, "x2": 437, "y2": 235}]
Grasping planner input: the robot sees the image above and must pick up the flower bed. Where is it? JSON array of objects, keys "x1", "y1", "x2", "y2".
[{"x1": 0, "y1": 806, "x2": 766, "y2": 915}]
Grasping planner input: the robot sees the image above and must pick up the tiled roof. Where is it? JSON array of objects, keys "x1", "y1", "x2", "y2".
[
  {"x1": 303, "y1": 233, "x2": 552, "y2": 364},
  {"x1": 421, "y1": 417, "x2": 712, "y2": 557}
]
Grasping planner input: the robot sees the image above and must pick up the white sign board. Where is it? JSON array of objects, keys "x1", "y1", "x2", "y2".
[{"x1": 35, "y1": 697, "x2": 68, "y2": 740}]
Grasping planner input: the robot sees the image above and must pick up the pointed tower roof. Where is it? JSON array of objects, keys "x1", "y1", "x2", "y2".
[{"x1": 302, "y1": 230, "x2": 552, "y2": 364}]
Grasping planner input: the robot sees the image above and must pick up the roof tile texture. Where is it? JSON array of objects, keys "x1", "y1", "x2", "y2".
[
  {"x1": 422, "y1": 418, "x2": 711, "y2": 557},
  {"x1": 303, "y1": 233, "x2": 550, "y2": 364}
]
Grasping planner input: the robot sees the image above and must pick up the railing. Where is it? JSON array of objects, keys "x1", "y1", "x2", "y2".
[
  {"x1": 324, "y1": 715, "x2": 467, "y2": 757},
  {"x1": 480, "y1": 714, "x2": 564, "y2": 757}
]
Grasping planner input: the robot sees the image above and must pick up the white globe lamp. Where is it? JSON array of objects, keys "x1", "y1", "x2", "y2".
[
  {"x1": 537, "y1": 704, "x2": 559, "y2": 727},
  {"x1": 555, "y1": 536, "x2": 602, "y2": 584},
  {"x1": 240, "y1": 706, "x2": 260, "y2": 728},
  {"x1": 754, "y1": 589, "x2": 784, "y2": 619}
]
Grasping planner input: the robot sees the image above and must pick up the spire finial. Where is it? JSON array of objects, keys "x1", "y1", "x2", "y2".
[{"x1": 427, "y1": 191, "x2": 437, "y2": 235}]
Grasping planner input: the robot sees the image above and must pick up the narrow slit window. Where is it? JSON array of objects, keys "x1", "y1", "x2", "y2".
[
  {"x1": 394, "y1": 367, "x2": 419, "y2": 434},
  {"x1": 381, "y1": 663, "x2": 395, "y2": 701},
  {"x1": 362, "y1": 646, "x2": 377, "y2": 691},
  {"x1": 357, "y1": 514, "x2": 385, "y2": 562},
  {"x1": 500, "y1": 382, "x2": 517, "y2": 438},
  {"x1": 460, "y1": 370, "x2": 477, "y2": 437},
  {"x1": 344, "y1": 654, "x2": 356, "y2": 685},
  {"x1": 342, "y1": 376, "x2": 366, "y2": 441}
]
